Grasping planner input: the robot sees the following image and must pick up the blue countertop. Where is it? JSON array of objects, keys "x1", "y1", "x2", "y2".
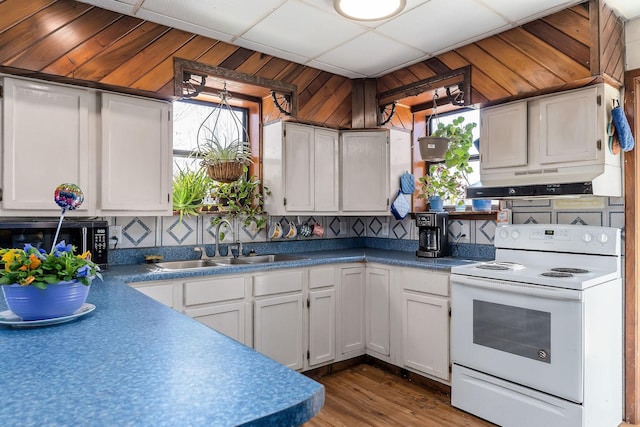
[
  {"x1": 0, "y1": 278, "x2": 324, "y2": 426},
  {"x1": 119, "y1": 248, "x2": 482, "y2": 283},
  {"x1": 0, "y1": 248, "x2": 483, "y2": 426}
]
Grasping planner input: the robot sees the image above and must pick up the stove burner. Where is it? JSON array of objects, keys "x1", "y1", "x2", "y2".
[
  {"x1": 476, "y1": 264, "x2": 509, "y2": 271},
  {"x1": 550, "y1": 267, "x2": 589, "y2": 274},
  {"x1": 541, "y1": 271, "x2": 573, "y2": 278}
]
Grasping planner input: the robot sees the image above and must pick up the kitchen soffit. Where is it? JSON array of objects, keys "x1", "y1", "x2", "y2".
[{"x1": 77, "y1": 0, "x2": 640, "y2": 79}]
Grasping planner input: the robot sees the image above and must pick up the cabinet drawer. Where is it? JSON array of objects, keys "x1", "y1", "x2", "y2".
[
  {"x1": 401, "y1": 269, "x2": 449, "y2": 296},
  {"x1": 253, "y1": 270, "x2": 304, "y2": 296},
  {"x1": 183, "y1": 276, "x2": 245, "y2": 306},
  {"x1": 309, "y1": 267, "x2": 335, "y2": 289}
]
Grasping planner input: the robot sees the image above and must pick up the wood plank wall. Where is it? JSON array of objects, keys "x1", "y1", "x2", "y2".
[{"x1": 0, "y1": 0, "x2": 624, "y2": 131}]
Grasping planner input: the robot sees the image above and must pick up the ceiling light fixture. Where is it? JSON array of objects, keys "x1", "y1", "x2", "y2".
[{"x1": 334, "y1": 0, "x2": 406, "y2": 21}]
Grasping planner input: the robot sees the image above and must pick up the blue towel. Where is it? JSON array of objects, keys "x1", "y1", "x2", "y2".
[{"x1": 612, "y1": 106, "x2": 635, "y2": 152}]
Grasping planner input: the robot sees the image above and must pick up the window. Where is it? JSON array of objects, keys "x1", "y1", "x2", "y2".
[
  {"x1": 172, "y1": 99, "x2": 249, "y2": 176},
  {"x1": 428, "y1": 108, "x2": 480, "y2": 186}
]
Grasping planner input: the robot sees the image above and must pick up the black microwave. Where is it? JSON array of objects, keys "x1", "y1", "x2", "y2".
[{"x1": 0, "y1": 219, "x2": 108, "y2": 268}]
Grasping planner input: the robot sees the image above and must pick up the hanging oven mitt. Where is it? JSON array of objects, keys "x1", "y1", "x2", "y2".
[
  {"x1": 400, "y1": 172, "x2": 415, "y2": 194},
  {"x1": 390, "y1": 190, "x2": 410, "y2": 220},
  {"x1": 611, "y1": 101, "x2": 635, "y2": 152}
]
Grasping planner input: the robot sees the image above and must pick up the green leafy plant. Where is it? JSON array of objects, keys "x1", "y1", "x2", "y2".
[
  {"x1": 172, "y1": 164, "x2": 212, "y2": 223},
  {"x1": 0, "y1": 241, "x2": 102, "y2": 289},
  {"x1": 420, "y1": 116, "x2": 476, "y2": 205},
  {"x1": 198, "y1": 137, "x2": 252, "y2": 166},
  {"x1": 211, "y1": 175, "x2": 271, "y2": 235}
]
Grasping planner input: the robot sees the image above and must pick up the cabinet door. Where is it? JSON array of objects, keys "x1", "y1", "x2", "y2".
[
  {"x1": 254, "y1": 293, "x2": 304, "y2": 370},
  {"x1": 2, "y1": 78, "x2": 92, "y2": 212},
  {"x1": 340, "y1": 267, "x2": 365, "y2": 355},
  {"x1": 341, "y1": 131, "x2": 388, "y2": 212},
  {"x1": 313, "y1": 128, "x2": 339, "y2": 212},
  {"x1": 401, "y1": 291, "x2": 450, "y2": 380},
  {"x1": 186, "y1": 302, "x2": 248, "y2": 345},
  {"x1": 284, "y1": 123, "x2": 314, "y2": 211},
  {"x1": 480, "y1": 101, "x2": 528, "y2": 171},
  {"x1": 366, "y1": 267, "x2": 390, "y2": 356},
  {"x1": 538, "y1": 86, "x2": 599, "y2": 165},
  {"x1": 309, "y1": 288, "x2": 336, "y2": 367},
  {"x1": 100, "y1": 93, "x2": 171, "y2": 214}
]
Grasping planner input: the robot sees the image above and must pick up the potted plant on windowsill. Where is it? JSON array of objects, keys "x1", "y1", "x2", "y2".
[
  {"x1": 172, "y1": 165, "x2": 212, "y2": 223},
  {"x1": 418, "y1": 116, "x2": 476, "y2": 210},
  {"x1": 210, "y1": 175, "x2": 271, "y2": 235}
]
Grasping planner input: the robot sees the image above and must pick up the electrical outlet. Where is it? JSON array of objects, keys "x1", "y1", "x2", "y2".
[
  {"x1": 109, "y1": 225, "x2": 122, "y2": 247},
  {"x1": 459, "y1": 224, "x2": 470, "y2": 243}
]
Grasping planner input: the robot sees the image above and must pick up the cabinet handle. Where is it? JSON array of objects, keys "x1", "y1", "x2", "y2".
[{"x1": 597, "y1": 139, "x2": 602, "y2": 150}]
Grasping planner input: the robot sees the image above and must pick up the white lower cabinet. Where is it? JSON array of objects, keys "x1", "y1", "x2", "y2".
[
  {"x1": 130, "y1": 280, "x2": 181, "y2": 309},
  {"x1": 339, "y1": 265, "x2": 365, "y2": 358},
  {"x1": 253, "y1": 270, "x2": 305, "y2": 370},
  {"x1": 365, "y1": 265, "x2": 391, "y2": 359},
  {"x1": 399, "y1": 268, "x2": 451, "y2": 381},
  {"x1": 254, "y1": 293, "x2": 304, "y2": 370},
  {"x1": 308, "y1": 267, "x2": 337, "y2": 368},
  {"x1": 129, "y1": 263, "x2": 452, "y2": 382},
  {"x1": 182, "y1": 275, "x2": 250, "y2": 346}
]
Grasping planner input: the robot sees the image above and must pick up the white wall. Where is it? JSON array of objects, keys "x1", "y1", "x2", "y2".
[{"x1": 626, "y1": 18, "x2": 640, "y2": 70}]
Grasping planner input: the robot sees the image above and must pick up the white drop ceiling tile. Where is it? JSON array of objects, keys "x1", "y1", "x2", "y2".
[
  {"x1": 232, "y1": 38, "x2": 309, "y2": 66},
  {"x1": 626, "y1": 18, "x2": 640, "y2": 43},
  {"x1": 316, "y1": 32, "x2": 425, "y2": 76},
  {"x1": 241, "y1": 1, "x2": 365, "y2": 58},
  {"x1": 479, "y1": 0, "x2": 579, "y2": 23},
  {"x1": 376, "y1": 0, "x2": 508, "y2": 53},
  {"x1": 139, "y1": 0, "x2": 282, "y2": 36},
  {"x1": 606, "y1": 0, "x2": 640, "y2": 20},
  {"x1": 306, "y1": 60, "x2": 368, "y2": 79}
]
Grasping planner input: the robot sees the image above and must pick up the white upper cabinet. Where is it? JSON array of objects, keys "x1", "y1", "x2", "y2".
[
  {"x1": 1, "y1": 78, "x2": 94, "y2": 215},
  {"x1": 480, "y1": 101, "x2": 527, "y2": 171},
  {"x1": 536, "y1": 86, "x2": 600, "y2": 165},
  {"x1": 341, "y1": 128, "x2": 411, "y2": 215},
  {"x1": 478, "y1": 83, "x2": 622, "y2": 194},
  {"x1": 0, "y1": 76, "x2": 172, "y2": 217},
  {"x1": 99, "y1": 93, "x2": 172, "y2": 215},
  {"x1": 263, "y1": 121, "x2": 339, "y2": 215}
]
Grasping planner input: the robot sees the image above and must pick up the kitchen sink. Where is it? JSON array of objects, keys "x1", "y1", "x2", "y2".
[
  {"x1": 233, "y1": 254, "x2": 307, "y2": 264},
  {"x1": 154, "y1": 259, "x2": 225, "y2": 270},
  {"x1": 154, "y1": 254, "x2": 308, "y2": 270}
]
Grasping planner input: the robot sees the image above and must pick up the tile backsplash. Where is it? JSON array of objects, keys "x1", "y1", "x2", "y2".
[{"x1": 109, "y1": 196, "x2": 625, "y2": 251}]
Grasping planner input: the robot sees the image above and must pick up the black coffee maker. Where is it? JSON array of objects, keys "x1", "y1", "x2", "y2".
[{"x1": 416, "y1": 212, "x2": 449, "y2": 258}]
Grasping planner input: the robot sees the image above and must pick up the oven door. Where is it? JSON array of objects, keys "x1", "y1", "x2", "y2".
[{"x1": 451, "y1": 274, "x2": 583, "y2": 403}]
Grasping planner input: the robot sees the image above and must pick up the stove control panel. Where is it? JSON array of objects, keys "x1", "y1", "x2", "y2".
[{"x1": 495, "y1": 224, "x2": 621, "y2": 256}]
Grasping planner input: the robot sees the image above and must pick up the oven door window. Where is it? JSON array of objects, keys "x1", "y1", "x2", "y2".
[{"x1": 473, "y1": 300, "x2": 551, "y2": 363}]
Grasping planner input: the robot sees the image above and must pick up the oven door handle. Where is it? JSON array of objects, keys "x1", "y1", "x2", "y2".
[{"x1": 450, "y1": 274, "x2": 582, "y2": 301}]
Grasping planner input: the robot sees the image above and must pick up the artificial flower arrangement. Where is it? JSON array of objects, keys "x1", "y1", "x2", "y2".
[{"x1": 0, "y1": 241, "x2": 102, "y2": 289}]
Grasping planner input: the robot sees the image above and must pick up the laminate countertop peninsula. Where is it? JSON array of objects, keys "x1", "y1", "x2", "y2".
[
  {"x1": 0, "y1": 277, "x2": 324, "y2": 426},
  {"x1": 0, "y1": 248, "x2": 484, "y2": 426}
]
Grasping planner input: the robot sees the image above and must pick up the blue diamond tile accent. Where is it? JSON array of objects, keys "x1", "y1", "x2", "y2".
[
  {"x1": 368, "y1": 217, "x2": 382, "y2": 236},
  {"x1": 167, "y1": 219, "x2": 194, "y2": 244},
  {"x1": 571, "y1": 217, "x2": 587, "y2": 225},
  {"x1": 123, "y1": 218, "x2": 152, "y2": 246},
  {"x1": 479, "y1": 220, "x2": 495, "y2": 243},
  {"x1": 524, "y1": 216, "x2": 538, "y2": 224},
  {"x1": 391, "y1": 222, "x2": 408, "y2": 239},
  {"x1": 351, "y1": 218, "x2": 365, "y2": 237},
  {"x1": 329, "y1": 217, "x2": 341, "y2": 236}
]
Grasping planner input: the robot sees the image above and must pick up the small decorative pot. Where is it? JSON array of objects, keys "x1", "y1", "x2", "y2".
[
  {"x1": 428, "y1": 195, "x2": 444, "y2": 212},
  {"x1": 2, "y1": 279, "x2": 91, "y2": 321},
  {"x1": 472, "y1": 199, "x2": 492, "y2": 212}
]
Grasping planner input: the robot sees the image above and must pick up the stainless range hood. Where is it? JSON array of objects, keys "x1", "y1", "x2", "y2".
[{"x1": 466, "y1": 162, "x2": 622, "y2": 199}]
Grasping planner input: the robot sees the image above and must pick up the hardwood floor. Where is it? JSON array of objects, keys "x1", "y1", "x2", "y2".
[{"x1": 304, "y1": 364, "x2": 495, "y2": 427}]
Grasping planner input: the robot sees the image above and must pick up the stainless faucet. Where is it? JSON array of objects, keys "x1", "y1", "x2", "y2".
[{"x1": 214, "y1": 219, "x2": 234, "y2": 257}]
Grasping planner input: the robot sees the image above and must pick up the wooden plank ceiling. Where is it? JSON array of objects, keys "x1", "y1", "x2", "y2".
[{"x1": 0, "y1": 0, "x2": 624, "y2": 129}]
